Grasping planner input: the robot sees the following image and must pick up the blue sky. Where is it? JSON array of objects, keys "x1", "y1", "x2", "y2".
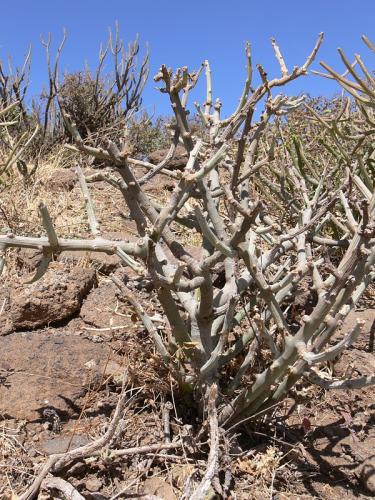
[{"x1": 1, "y1": 1, "x2": 374, "y2": 117}]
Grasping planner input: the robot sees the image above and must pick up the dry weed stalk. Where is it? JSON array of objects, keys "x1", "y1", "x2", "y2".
[{"x1": 18, "y1": 373, "x2": 183, "y2": 500}]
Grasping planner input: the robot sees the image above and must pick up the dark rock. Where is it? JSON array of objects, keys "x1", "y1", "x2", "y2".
[
  {"x1": 0, "y1": 330, "x2": 120, "y2": 420},
  {"x1": 85, "y1": 477, "x2": 103, "y2": 492},
  {"x1": 7, "y1": 263, "x2": 96, "y2": 331},
  {"x1": 16, "y1": 247, "x2": 122, "y2": 276},
  {"x1": 59, "y1": 251, "x2": 121, "y2": 275},
  {"x1": 80, "y1": 281, "x2": 123, "y2": 329},
  {"x1": 46, "y1": 168, "x2": 77, "y2": 192},
  {"x1": 142, "y1": 477, "x2": 177, "y2": 500},
  {"x1": 148, "y1": 145, "x2": 188, "y2": 171},
  {"x1": 80, "y1": 275, "x2": 154, "y2": 333},
  {"x1": 39, "y1": 434, "x2": 91, "y2": 455},
  {"x1": 15, "y1": 248, "x2": 44, "y2": 272},
  {"x1": 359, "y1": 456, "x2": 375, "y2": 494}
]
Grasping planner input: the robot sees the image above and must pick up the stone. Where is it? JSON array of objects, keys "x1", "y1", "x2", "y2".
[
  {"x1": 148, "y1": 145, "x2": 188, "y2": 171},
  {"x1": 59, "y1": 250, "x2": 121, "y2": 275},
  {"x1": 46, "y1": 168, "x2": 77, "y2": 192},
  {"x1": 80, "y1": 275, "x2": 150, "y2": 331},
  {"x1": 85, "y1": 477, "x2": 103, "y2": 492},
  {"x1": 39, "y1": 435, "x2": 91, "y2": 455},
  {"x1": 6, "y1": 263, "x2": 96, "y2": 331},
  {"x1": 80, "y1": 281, "x2": 125, "y2": 329},
  {"x1": 142, "y1": 477, "x2": 177, "y2": 500},
  {"x1": 15, "y1": 248, "x2": 44, "y2": 272},
  {"x1": 0, "y1": 329, "x2": 121, "y2": 420},
  {"x1": 359, "y1": 456, "x2": 375, "y2": 494},
  {"x1": 16, "y1": 247, "x2": 121, "y2": 276}
]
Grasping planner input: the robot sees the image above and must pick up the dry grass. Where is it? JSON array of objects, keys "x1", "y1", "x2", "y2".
[
  {"x1": 0, "y1": 421, "x2": 36, "y2": 498},
  {"x1": 0, "y1": 148, "x2": 140, "y2": 269}
]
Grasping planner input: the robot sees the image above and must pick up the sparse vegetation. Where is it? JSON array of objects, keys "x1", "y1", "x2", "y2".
[{"x1": 0, "y1": 28, "x2": 374, "y2": 499}]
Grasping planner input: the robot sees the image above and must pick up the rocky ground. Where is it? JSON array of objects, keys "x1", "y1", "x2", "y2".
[{"x1": 0, "y1": 159, "x2": 374, "y2": 498}]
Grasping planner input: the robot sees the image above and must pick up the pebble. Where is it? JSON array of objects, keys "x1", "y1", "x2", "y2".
[
  {"x1": 359, "y1": 457, "x2": 375, "y2": 494},
  {"x1": 85, "y1": 477, "x2": 102, "y2": 492}
]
